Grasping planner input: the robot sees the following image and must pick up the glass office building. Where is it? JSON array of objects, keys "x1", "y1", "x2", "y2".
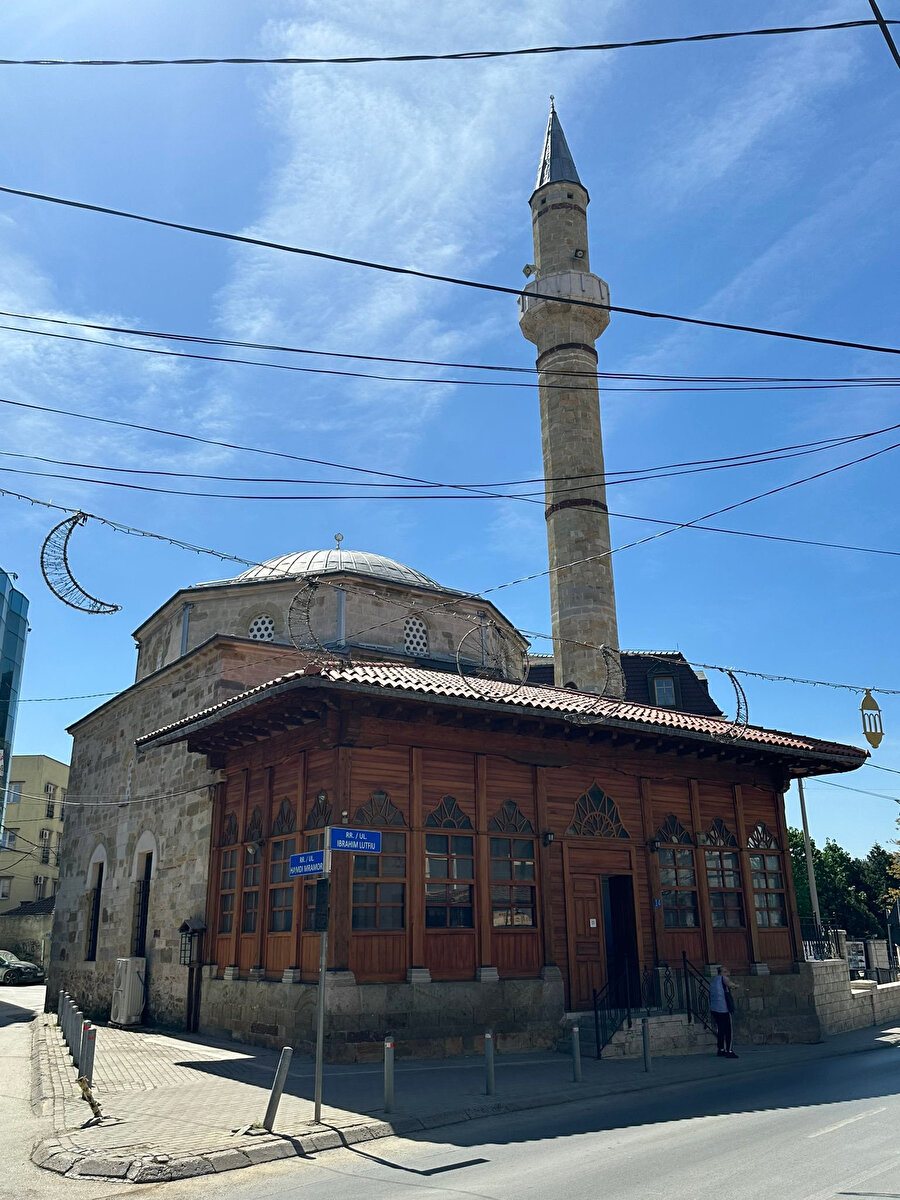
[{"x1": 0, "y1": 568, "x2": 29, "y2": 826}]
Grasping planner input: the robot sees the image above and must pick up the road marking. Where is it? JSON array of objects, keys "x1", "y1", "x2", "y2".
[{"x1": 808, "y1": 1107, "x2": 886, "y2": 1138}]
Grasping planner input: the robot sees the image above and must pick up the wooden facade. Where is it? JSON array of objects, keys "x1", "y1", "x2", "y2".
[{"x1": 148, "y1": 671, "x2": 865, "y2": 1011}]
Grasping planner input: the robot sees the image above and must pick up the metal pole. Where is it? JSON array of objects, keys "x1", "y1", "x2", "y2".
[
  {"x1": 571, "y1": 1025, "x2": 582, "y2": 1083},
  {"x1": 683, "y1": 952, "x2": 692, "y2": 1025},
  {"x1": 313, "y1": 927, "x2": 328, "y2": 1124},
  {"x1": 593, "y1": 990, "x2": 601, "y2": 1061},
  {"x1": 262, "y1": 1046, "x2": 293, "y2": 1132},
  {"x1": 797, "y1": 778, "x2": 822, "y2": 928},
  {"x1": 642, "y1": 1017, "x2": 652, "y2": 1073},
  {"x1": 72, "y1": 1010, "x2": 83, "y2": 1066},
  {"x1": 383, "y1": 1035, "x2": 395, "y2": 1113},
  {"x1": 484, "y1": 1030, "x2": 495, "y2": 1095},
  {"x1": 61, "y1": 994, "x2": 70, "y2": 1046},
  {"x1": 79, "y1": 1021, "x2": 91, "y2": 1074},
  {"x1": 57, "y1": 990, "x2": 64, "y2": 1031},
  {"x1": 80, "y1": 1023, "x2": 95, "y2": 1086}
]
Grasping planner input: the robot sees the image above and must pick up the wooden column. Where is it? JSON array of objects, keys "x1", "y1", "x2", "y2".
[
  {"x1": 329, "y1": 747, "x2": 352, "y2": 970},
  {"x1": 291, "y1": 752, "x2": 307, "y2": 969},
  {"x1": 638, "y1": 777, "x2": 663, "y2": 966},
  {"x1": 733, "y1": 784, "x2": 762, "y2": 966},
  {"x1": 203, "y1": 780, "x2": 224, "y2": 967},
  {"x1": 534, "y1": 767, "x2": 557, "y2": 967},
  {"x1": 228, "y1": 768, "x2": 250, "y2": 970},
  {"x1": 475, "y1": 755, "x2": 492, "y2": 971},
  {"x1": 409, "y1": 747, "x2": 425, "y2": 972},
  {"x1": 254, "y1": 765, "x2": 274, "y2": 971},
  {"x1": 773, "y1": 780, "x2": 804, "y2": 962},
  {"x1": 689, "y1": 779, "x2": 715, "y2": 966}
]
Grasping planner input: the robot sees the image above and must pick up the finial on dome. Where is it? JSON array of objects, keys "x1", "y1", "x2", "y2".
[
  {"x1": 549, "y1": 93, "x2": 555, "y2": 112},
  {"x1": 334, "y1": 533, "x2": 343, "y2": 547}
]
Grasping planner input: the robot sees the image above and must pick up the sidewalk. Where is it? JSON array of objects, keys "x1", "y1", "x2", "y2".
[{"x1": 31, "y1": 1015, "x2": 900, "y2": 1184}]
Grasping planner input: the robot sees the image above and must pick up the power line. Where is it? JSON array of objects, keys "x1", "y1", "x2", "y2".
[
  {"x1": 0, "y1": 20, "x2": 892, "y2": 67},
  {"x1": 6, "y1": 306, "x2": 900, "y2": 386},
  {"x1": 3, "y1": 184, "x2": 900, "y2": 357},
  {"x1": 8, "y1": 316, "x2": 900, "y2": 394},
  {"x1": 4, "y1": 421, "x2": 897, "y2": 494},
  {"x1": 809, "y1": 778, "x2": 900, "y2": 803},
  {"x1": 867, "y1": 0, "x2": 900, "y2": 70}
]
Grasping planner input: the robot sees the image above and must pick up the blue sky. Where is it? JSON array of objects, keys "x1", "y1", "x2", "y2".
[{"x1": 1, "y1": 1, "x2": 899, "y2": 857}]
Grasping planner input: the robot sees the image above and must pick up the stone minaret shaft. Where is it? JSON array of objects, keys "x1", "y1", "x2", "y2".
[{"x1": 519, "y1": 104, "x2": 620, "y2": 693}]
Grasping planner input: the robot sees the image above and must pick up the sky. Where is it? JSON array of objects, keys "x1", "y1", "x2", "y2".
[{"x1": 1, "y1": 0, "x2": 899, "y2": 858}]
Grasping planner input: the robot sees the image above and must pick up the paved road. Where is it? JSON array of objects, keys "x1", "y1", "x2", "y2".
[{"x1": 3, "y1": 983, "x2": 899, "y2": 1199}]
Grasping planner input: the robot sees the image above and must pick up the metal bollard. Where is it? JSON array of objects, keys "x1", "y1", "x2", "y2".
[
  {"x1": 262, "y1": 1047, "x2": 293, "y2": 1132},
  {"x1": 383, "y1": 1034, "x2": 395, "y2": 1113},
  {"x1": 571, "y1": 1024, "x2": 582, "y2": 1083},
  {"x1": 72, "y1": 1010, "x2": 84, "y2": 1066},
  {"x1": 642, "y1": 1017, "x2": 652, "y2": 1073},
  {"x1": 61, "y1": 994, "x2": 70, "y2": 1046},
  {"x1": 57, "y1": 990, "x2": 65, "y2": 1033},
  {"x1": 80, "y1": 1024, "x2": 96, "y2": 1087},
  {"x1": 484, "y1": 1030, "x2": 495, "y2": 1096}
]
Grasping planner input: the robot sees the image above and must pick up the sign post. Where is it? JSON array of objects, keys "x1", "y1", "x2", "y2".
[{"x1": 290, "y1": 828, "x2": 382, "y2": 1125}]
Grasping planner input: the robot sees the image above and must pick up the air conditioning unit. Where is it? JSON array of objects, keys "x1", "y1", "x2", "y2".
[{"x1": 110, "y1": 956, "x2": 146, "y2": 1026}]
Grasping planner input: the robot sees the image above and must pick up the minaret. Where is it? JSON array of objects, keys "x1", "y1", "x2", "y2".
[{"x1": 519, "y1": 100, "x2": 621, "y2": 694}]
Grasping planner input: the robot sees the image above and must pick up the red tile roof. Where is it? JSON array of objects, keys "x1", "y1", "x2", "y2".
[{"x1": 137, "y1": 660, "x2": 867, "y2": 768}]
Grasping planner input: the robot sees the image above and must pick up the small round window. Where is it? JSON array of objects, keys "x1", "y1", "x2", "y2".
[
  {"x1": 404, "y1": 616, "x2": 428, "y2": 656},
  {"x1": 248, "y1": 614, "x2": 276, "y2": 641}
]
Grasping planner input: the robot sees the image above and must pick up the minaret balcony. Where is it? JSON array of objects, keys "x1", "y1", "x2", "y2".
[{"x1": 518, "y1": 271, "x2": 610, "y2": 345}]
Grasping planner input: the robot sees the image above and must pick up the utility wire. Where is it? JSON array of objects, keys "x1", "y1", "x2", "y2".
[
  {"x1": 6, "y1": 306, "x2": 900, "y2": 385},
  {"x1": 0, "y1": 20, "x2": 893, "y2": 67},
  {"x1": 867, "y1": 0, "x2": 900, "y2": 69},
  {"x1": 810, "y1": 778, "x2": 900, "y2": 803},
  {"x1": 3, "y1": 185, "x2": 900, "y2": 357},
  {"x1": 8, "y1": 317, "x2": 900, "y2": 394},
  {"x1": 3, "y1": 422, "x2": 896, "y2": 494}
]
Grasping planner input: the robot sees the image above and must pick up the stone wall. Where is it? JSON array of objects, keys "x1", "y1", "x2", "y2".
[
  {"x1": 735, "y1": 959, "x2": 900, "y2": 1044},
  {"x1": 199, "y1": 971, "x2": 566, "y2": 1062},
  {"x1": 46, "y1": 640, "x2": 293, "y2": 1027},
  {"x1": 0, "y1": 910, "x2": 50, "y2": 964}
]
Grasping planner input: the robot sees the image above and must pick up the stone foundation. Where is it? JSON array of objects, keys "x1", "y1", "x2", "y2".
[{"x1": 198, "y1": 972, "x2": 566, "y2": 1062}]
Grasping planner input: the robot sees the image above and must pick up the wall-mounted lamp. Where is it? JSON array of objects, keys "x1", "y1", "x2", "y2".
[
  {"x1": 542, "y1": 831, "x2": 555, "y2": 847},
  {"x1": 648, "y1": 838, "x2": 661, "y2": 854}
]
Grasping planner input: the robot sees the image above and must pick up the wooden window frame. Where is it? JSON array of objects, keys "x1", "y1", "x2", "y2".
[
  {"x1": 705, "y1": 848, "x2": 745, "y2": 928},
  {"x1": 659, "y1": 845, "x2": 699, "y2": 929},
  {"x1": 489, "y1": 835, "x2": 537, "y2": 929},
  {"x1": 268, "y1": 836, "x2": 298, "y2": 934},
  {"x1": 217, "y1": 848, "x2": 238, "y2": 935},
  {"x1": 352, "y1": 830, "x2": 407, "y2": 931},
  {"x1": 303, "y1": 831, "x2": 326, "y2": 931},
  {"x1": 749, "y1": 852, "x2": 787, "y2": 927},
  {"x1": 241, "y1": 847, "x2": 261, "y2": 935},
  {"x1": 425, "y1": 832, "x2": 475, "y2": 929}
]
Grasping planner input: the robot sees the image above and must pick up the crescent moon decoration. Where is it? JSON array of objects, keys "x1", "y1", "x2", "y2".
[
  {"x1": 40, "y1": 512, "x2": 121, "y2": 614},
  {"x1": 715, "y1": 669, "x2": 750, "y2": 741},
  {"x1": 455, "y1": 621, "x2": 528, "y2": 702}
]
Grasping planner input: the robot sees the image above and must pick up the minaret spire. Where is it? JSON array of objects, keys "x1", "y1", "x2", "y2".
[{"x1": 518, "y1": 103, "x2": 621, "y2": 695}]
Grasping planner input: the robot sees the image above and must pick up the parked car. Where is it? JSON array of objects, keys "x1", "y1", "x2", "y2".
[{"x1": 0, "y1": 950, "x2": 44, "y2": 985}]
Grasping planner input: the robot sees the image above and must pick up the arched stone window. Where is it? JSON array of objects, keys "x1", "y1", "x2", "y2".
[
  {"x1": 248, "y1": 614, "x2": 276, "y2": 641},
  {"x1": 85, "y1": 844, "x2": 107, "y2": 962}
]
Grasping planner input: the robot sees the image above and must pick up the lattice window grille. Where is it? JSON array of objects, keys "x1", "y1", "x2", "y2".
[
  {"x1": 424, "y1": 795, "x2": 473, "y2": 829},
  {"x1": 747, "y1": 821, "x2": 779, "y2": 850},
  {"x1": 487, "y1": 800, "x2": 535, "y2": 834},
  {"x1": 248, "y1": 614, "x2": 276, "y2": 641},
  {"x1": 700, "y1": 817, "x2": 738, "y2": 847},
  {"x1": 245, "y1": 807, "x2": 264, "y2": 843},
  {"x1": 354, "y1": 789, "x2": 406, "y2": 827},
  {"x1": 655, "y1": 813, "x2": 693, "y2": 845},
  {"x1": 567, "y1": 783, "x2": 629, "y2": 839},
  {"x1": 272, "y1": 797, "x2": 297, "y2": 836},
  {"x1": 306, "y1": 791, "x2": 332, "y2": 830},
  {"x1": 221, "y1": 811, "x2": 238, "y2": 846},
  {"x1": 404, "y1": 616, "x2": 429, "y2": 656}
]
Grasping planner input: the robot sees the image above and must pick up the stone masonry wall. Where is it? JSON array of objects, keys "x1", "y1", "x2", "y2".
[
  {"x1": 199, "y1": 973, "x2": 566, "y2": 1063},
  {"x1": 47, "y1": 640, "x2": 294, "y2": 1028}
]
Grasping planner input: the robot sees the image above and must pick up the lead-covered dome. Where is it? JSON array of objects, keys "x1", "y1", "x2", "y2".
[{"x1": 233, "y1": 548, "x2": 443, "y2": 591}]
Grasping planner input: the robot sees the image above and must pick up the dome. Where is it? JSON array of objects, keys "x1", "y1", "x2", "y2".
[{"x1": 231, "y1": 548, "x2": 444, "y2": 591}]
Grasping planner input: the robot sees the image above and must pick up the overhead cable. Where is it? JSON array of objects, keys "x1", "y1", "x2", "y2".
[
  {"x1": 0, "y1": 20, "x2": 893, "y2": 67},
  {"x1": 2, "y1": 185, "x2": 900, "y2": 357},
  {"x1": 866, "y1": 0, "x2": 900, "y2": 69}
]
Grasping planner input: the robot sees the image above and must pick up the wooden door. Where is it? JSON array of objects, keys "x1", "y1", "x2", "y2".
[{"x1": 570, "y1": 873, "x2": 606, "y2": 1010}]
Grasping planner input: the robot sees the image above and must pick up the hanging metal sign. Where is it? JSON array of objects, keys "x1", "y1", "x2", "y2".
[
  {"x1": 288, "y1": 849, "x2": 327, "y2": 878},
  {"x1": 328, "y1": 827, "x2": 382, "y2": 854}
]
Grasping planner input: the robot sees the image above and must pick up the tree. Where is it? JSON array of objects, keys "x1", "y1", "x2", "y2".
[{"x1": 787, "y1": 828, "x2": 895, "y2": 937}]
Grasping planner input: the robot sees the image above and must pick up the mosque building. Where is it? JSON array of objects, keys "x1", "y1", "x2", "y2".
[{"x1": 47, "y1": 107, "x2": 867, "y2": 1057}]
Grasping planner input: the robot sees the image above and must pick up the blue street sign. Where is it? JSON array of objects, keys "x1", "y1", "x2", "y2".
[
  {"x1": 329, "y1": 827, "x2": 382, "y2": 854},
  {"x1": 288, "y1": 850, "x2": 327, "y2": 878}
]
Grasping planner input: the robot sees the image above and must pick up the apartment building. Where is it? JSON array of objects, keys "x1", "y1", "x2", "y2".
[{"x1": 0, "y1": 755, "x2": 69, "y2": 913}]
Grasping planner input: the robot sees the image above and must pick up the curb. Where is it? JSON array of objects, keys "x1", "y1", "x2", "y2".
[{"x1": 29, "y1": 1023, "x2": 900, "y2": 1184}]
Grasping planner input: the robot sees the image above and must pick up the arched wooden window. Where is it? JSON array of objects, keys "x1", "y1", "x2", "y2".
[
  {"x1": 655, "y1": 815, "x2": 697, "y2": 929},
  {"x1": 567, "y1": 784, "x2": 628, "y2": 839},
  {"x1": 701, "y1": 820, "x2": 743, "y2": 928},
  {"x1": 747, "y1": 824, "x2": 786, "y2": 928},
  {"x1": 424, "y1": 796, "x2": 474, "y2": 928}
]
